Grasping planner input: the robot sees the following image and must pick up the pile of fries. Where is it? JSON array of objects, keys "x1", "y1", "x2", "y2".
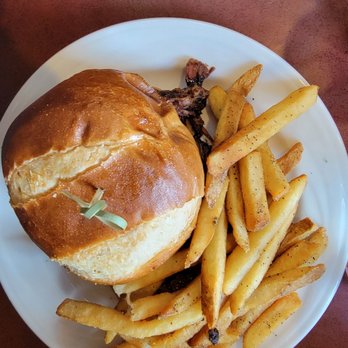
[{"x1": 57, "y1": 64, "x2": 327, "y2": 348}]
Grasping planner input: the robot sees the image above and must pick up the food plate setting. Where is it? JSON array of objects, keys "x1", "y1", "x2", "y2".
[{"x1": 0, "y1": 18, "x2": 347, "y2": 348}]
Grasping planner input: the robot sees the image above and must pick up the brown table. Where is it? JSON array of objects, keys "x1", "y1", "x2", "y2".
[{"x1": 0, "y1": 1, "x2": 347, "y2": 347}]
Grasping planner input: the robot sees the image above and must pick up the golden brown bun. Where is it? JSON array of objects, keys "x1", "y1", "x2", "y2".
[{"x1": 2, "y1": 69, "x2": 204, "y2": 284}]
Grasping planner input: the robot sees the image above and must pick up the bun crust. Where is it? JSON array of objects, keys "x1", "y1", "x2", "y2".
[{"x1": 2, "y1": 69, "x2": 204, "y2": 283}]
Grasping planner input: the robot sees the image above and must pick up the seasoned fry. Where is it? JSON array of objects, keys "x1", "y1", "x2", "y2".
[
  {"x1": 237, "y1": 103, "x2": 269, "y2": 231},
  {"x1": 209, "y1": 85, "x2": 227, "y2": 119},
  {"x1": 244, "y1": 264, "x2": 325, "y2": 312},
  {"x1": 151, "y1": 318, "x2": 206, "y2": 347},
  {"x1": 214, "y1": 89, "x2": 245, "y2": 146},
  {"x1": 277, "y1": 142, "x2": 304, "y2": 175},
  {"x1": 277, "y1": 217, "x2": 318, "y2": 256},
  {"x1": 159, "y1": 276, "x2": 201, "y2": 318},
  {"x1": 229, "y1": 210, "x2": 295, "y2": 314},
  {"x1": 266, "y1": 227, "x2": 327, "y2": 277},
  {"x1": 202, "y1": 208, "x2": 228, "y2": 328},
  {"x1": 185, "y1": 178, "x2": 229, "y2": 268},
  {"x1": 243, "y1": 292, "x2": 302, "y2": 348},
  {"x1": 223, "y1": 175, "x2": 307, "y2": 295},
  {"x1": 116, "y1": 342, "x2": 138, "y2": 348},
  {"x1": 57, "y1": 300, "x2": 203, "y2": 338},
  {"x1": 209, "y1": 64, "x2": 262, "y2": 121},
  {"x1": 207, "y1": 86, "x2": 319, "y2": 177},
  {"x1": 258, "y1": 142, "x2": 289, "y2": 200},
  {"x1": 226, "y1": 164, "x2": 249, "y2": 251},
  {"x1": 131, "y1": 281, "x2": 163, "y2": 301},
  {"x1": 239, "y1": 150, "x2": 270, "y2": 231},
  {"x1": 228, "y1": 64, "x2": 263, "y2": 96},
  {"x1": 206, "y1": 65, "x2": 263, "y2": 207},
  {"x1": 114, "y1": 250, "x2": 187, "y2": 295},
  {"x1": 191, "y1": 264, "x2": 324, "y2": 347},
  {"x1": 226, "y1": 302, "x2": 271, "y2": 344},
  {"x1": 130, "y1": 292, "x2": 177, "y2": 321}
]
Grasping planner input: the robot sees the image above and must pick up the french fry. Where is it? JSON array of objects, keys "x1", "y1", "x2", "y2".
[
  {"x1": 207, "y1": 86, "x2": 319, "y2": 177},
  {"x1": 209, "y1": 85, "x2": 226, "y2": 119},
  {"x1": 258, "y1": 142, "x2": 290, "y2": 200},
  {"x1": 238, "y1": 103, "x2": 270, "y2": 231},
  {"x1": 244, "y1": 264, "x2": 325, "y2": 312},
  {"x1": 185, "y1": 178, "x2": 229, "y2": 268},
  {"x1": 214, "y1": 89, "x2": 245, "y2": 146},
  {"x1": 208, "y1": 64, "x2": 262, "y2": 120},
  {"x1": 243, "y1": 292, "x2": 302, "y2": 348},
  {"x1": 205, "y1": 88, "x2": 244, "y2": 208},
  {"x1": 130, "y1": 292, "x2": 177, "y2": 321},
  {"x1": 223, "y1": 175, "x2": 307, "y2": 295},
  {"x1": 277, "y1": 142, "x2": 304, "y2": 175},
  {"x1": 223, "y1": 302, "x2": 272, "y2": 345},
  {"x1": 114, "y1": 250, "x2": 187, "y2": 295},
  {"x1": 239, "y1": 150, "x2": 270, "y2": 231},
  {"x1": 57, "y1": 300, "x2": 203, "y2": 339},
  {"x1": 226, "y1": 164, "x2": 249, "y2": 251},
  {"x1": 202, "y1": 208, "x2": 228, "y2": 328},
  {"x1": 206, "y1": 65, "x2": 262, "y2": 207},
  {"x1": 191, "y1": 264, "x2": 324, "y2": 347},
  {"x1": 228, "y1": 64, "x2": 263, "y2": 96},
  {"x1": 229, "y1": 209, "x2": 295, "y2": 314},
  {"x1": 266, "y1": 227, "x2": 327, "y2": 277},
  {"x1": 151, "y1": 318, "x2": 206, "y2": 347},
  {"x1": 130, "y1": 281, "x2": 163, "y2": 301},
  {"x1": 277, "y1": 217, "x2": 318, "y2": 256},
  {"x1": 159, "y1": 276, "x2": 201, "y2": 318}
]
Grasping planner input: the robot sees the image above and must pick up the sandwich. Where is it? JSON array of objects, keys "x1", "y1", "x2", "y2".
[{"x1": 1, "y1": 68, "x2": 206, "y2": 284}]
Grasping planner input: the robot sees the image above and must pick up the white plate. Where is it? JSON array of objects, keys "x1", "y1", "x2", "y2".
[{"x1": 0, "y1": 18, "x2": 347, "y2": 348}]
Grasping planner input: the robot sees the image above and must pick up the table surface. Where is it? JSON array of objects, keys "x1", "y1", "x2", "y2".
[{"x1": 0, "y1": 1, "x2": 347, "y2": 347}]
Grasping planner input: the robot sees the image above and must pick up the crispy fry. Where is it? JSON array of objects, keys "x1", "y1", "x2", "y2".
[
  {"x1": 130, "y1": 292, "x2": 177, "y2": 321},
  {"x1": 207, "y1": 86, "x2": 319, "y2": 177},
  {"x1": 229, "y1": 209, "x2": 295, "y2": 314},
  {"x1": 277, "y1": 217, "x2": 318, "y2": 256},
  {"x1": 159, "y1": 276, "x2": 201, "y2": 318},
  {"x1": 244, "y1": 264, "x2": 325, "y2": 312},
  {"x1": 57, "y1": 300, "x2": 203, "y2": 338},
  {"x1": 192, "y1": 264, "x2": 324, "y2": 347},
  {"x1": 266, "y1": 228, "x2": 327, "y2": 277},
  {"x1": 228, "y1": 64, "x2": 263, "y2": 96},
  {"x1": 185, "y1": 178, "x2": 229, "y2": 268},
  {"x1": 259, "y1": 142, "x2": 290, "y2": 200},
  {"x1": 224, "y1": 302, "x2": 271, "y2": 345},
  {"x1": 209, "y1": 85, "x2": 227, "y2": 119},
  {"x1": 116, "y1": 342, "x2": 138, "y2": 348},
  {"x1": 114, "y1": 250, "x2": 187, "y2": 295},
  {"x1": 243, "y1": 292, "x2": 302, "y2": 348},
  {"x1": 214, "y1": 89, "x2": 245, "y2": 146},
  {"x1": 223, "y1": 175, "x2": 307, "y2": 295},
  {"x1": 202, "y1": 208, "x2": 228, "y2": 328},
  {"x1": 239, "y1": 150, "x2": 270, "y2": 231},
  {"x1": 277, "y1": 142, "x2": 304, "y2": 175},
  {"x1": 226, "y1": 164, "x2": 249, "y2": 251},
  {"x1": 206, "y1": 65, "x2": 262, "y2": 207}
]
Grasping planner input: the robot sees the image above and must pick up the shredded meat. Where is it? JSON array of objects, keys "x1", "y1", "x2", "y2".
[{"x1": 158, "y1": 58, "x2": 215, "y2": 165}]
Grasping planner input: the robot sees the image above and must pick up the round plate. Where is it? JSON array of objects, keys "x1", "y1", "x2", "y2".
[{"x1": 0, "y1": 18, "x2": 347, "y2": 348}]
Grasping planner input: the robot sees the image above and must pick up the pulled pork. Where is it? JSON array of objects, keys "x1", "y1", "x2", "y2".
[{"x1": 158, "y1": 58, "x2": 215, "y2": 165}]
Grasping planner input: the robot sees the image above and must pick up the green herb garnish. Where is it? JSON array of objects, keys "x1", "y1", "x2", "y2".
[{"x1": 62, "y1": 188, "x2": 127, "y2": 230}]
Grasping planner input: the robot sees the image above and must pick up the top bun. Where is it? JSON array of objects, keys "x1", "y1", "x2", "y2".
[{"x1": 2, "y1": 69, "x2": 204, "y2": 284}]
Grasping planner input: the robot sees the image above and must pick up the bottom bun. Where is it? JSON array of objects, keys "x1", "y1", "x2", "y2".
[{"x1": 55, "y1": 197, "x2": 201, "y2": 284}]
